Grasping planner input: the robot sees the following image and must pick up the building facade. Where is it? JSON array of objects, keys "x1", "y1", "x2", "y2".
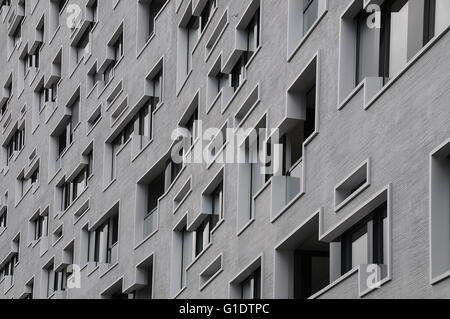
[{"x1": 0, "y1": 0, "x2": 449, "y2": 299}]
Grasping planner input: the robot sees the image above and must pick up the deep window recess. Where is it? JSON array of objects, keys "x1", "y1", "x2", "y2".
[
  {"x1": 89, "y1": 213, "x2": 119, "y2": 264},
  {"x1": 339, "y1": 203, "x2": 388, "y2": 275},
  {"x1": 5, "y1": 127, "x2": 25, "y2": 166},
  {"x1": 239, "y1": 267, "x2": 261, "y2": 299},
  {"x1": 354, "y1": 0, "x2": 450, "y2": 88},
  {"x1": 303, "y1": 0, "x2": 319, "y2": 34}
]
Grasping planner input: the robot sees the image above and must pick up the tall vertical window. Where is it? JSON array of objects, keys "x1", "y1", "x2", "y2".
[
  {"x1": 240, "y1": 267, "x2": 261, "y2": 299},
  {"x1": 0, "y1": 209, "x2": 6, "y2": 228},
  {"x1": 91, "y1": 214, "x2": 119, "y2": 264},
  {"x1": 200, "y1": 0, "x2": 217, "y2": 32},
  {"x1": 303, "y1": 0, "x2": 318, "y2": 34},
  {"x1": 352, "y1": 0, "x2": 450, "y2": 88},
  {"x1": 340, "y1": 203, "x2": 388, "y2": 275}
]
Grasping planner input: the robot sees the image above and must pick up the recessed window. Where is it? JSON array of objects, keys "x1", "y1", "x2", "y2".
[
  {"x1": 334, "y1": 160, "x2": 370, "y2": 211},
  {"x1": 430, "y1": 141, "x2": 450, "y2": 282},
  {"x1": 89, "y1": 212, "x2": 119, "y2": 265},
  {"x1": 137, "y1": 0, "x2": 167, "y2": 48},
  {"x1": 32, "y1": 213, "x2": 48, "y2": 241},
  {"x1": 339, "y1": 203, "x2": 388, "y2": 276},
  {"x1": 339, "y1": 0, "x2": 450, "y2": 104},
  {"x1": 239, "y1": 267, "x2": 261, "y2": 299},
  {"x1": 0, "y1": 209, "x2": 6, "y2": 228}
]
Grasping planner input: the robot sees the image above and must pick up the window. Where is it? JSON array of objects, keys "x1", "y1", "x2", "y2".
[
  {"x1": 430, "y1": 141, "x2": 450, "y2": 282},
  {"x1": 144, "y1": 170, "x2": 165, "y2": 237},
  {"x1": 60, "y1": 168, "x2": 89, "y2": 211},
  {"x1": 199, "y1": 0, "x2": 217, "y2": 33},
  {"x1": 88, "y1": 0, "x2": 98, "y2": 24},
  {"x1": 274, "y1": 213, "x2": 329, "y2": 299},
  {"x1": 0, "y1": 209, "x2": 6, "y2": 228},
  {"x1": 230, "y1": 55, "x2": 247, "y2": 92},
  {"x1": 137, "y1": 0, "x2": 167, "y2": 48},
  {"x1": 87, "y1": 149, "x2": 94, "y2": 178},
  {"x1": 194, "y1": 219, "x2": 211, "y2": 257},
  {"x1": 303, "y1": 0, "x2": 319, "y2": 34},
  {"x1": 346, "y1": 0, "x2": 450, "y2": 94},
  {"x1": 6, "y1": 126, "x2": 25, "y2": 166},
  {"x1": 335, "y1": 160, "x2": 370, "y2": 211},
  {"x1": 56, "y1": 97, "x2": 79, "y2": 158},
  {"x1": 32, "y1": 214, "x2": 48, "y2": 241},
  {"x1": 339, "y1": 203, "x2": 388, "y2": 275},
  {"x1": 211, "y1": 182, "x2": 223, "y2": 222},
  {"x1": 90, "y1": 213, "x2": 119, "y2": 264},
  {"x1": 240, "y1": 267, "x2": 261, "y2": 299},
  {"x1": 131, "y1": 260, "x2": 153, "y2": 299}
]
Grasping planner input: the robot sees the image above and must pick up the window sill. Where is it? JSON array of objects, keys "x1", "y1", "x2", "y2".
[
  {"x1": 86, "y1": 82, "x2": 98, "y2": 99},
  {"x1": 87, "y1": 116, "x2": 102, "y2": 136},
  {"x1": 172, "y1": 286, "x2": 187, "y2": 299},
  {"x1": 206, "y1": 141, "x2": 228, "y2": 170},
  {"x1": 221, "y1": 78, "x2": 247, "y2": 114},
  {"x1": 58, "y1": 186, "x2": 89, "y2": 220},
  {"x1": 364, "y1": 25, "x2": 450, "y2": 110},
  {"x1": 131, "y1": 138, "x2": 153, "y2": 163},
  {"x1": 199, "y1": 268, "x2": 223, "y2": 292},
  {"x1": 237, "y1": 218, "x2": 255, "y2": 237},
  {"x1": 271, "y1": 190, "x2": 305, "y2": 224},
  {"x1": 339, "y1": 24, "x2": 450, "y2": 111},
  {"x1": 99, "y1": 261, "x2": 119, "y2": 279},
  {"x1": 97, "y1": 76, "x2": 115, "y2": 99},
  {"x1": 192, "y1": 6, "x2": 218, "y2": 56},
  {"x1": 103, "y1": 178, "x2": 117, "y2": 193},
  {"x1": 87, "y1": 264, "x2": 100, "y2": 277},
  {"x1": 134, "y1": 228, "x2": 159, "y2": 251},
  {"x1": 52, "y1": 235, "x2": 63, "y2": 247},
  {"x1": 173, "y1": 189, "x2": 192, "y2": 215},
  {"x1": 136, "y1": 33, "x2": 156, "y2": 59},
  {"x1": 206, "y1": 91, "x2": 222, "y2": 114},
  {"x1": 176, "y1": 68, "x2": 193, "y2": 97},
  {"x1": 186, "y1": 242, "x2": 213, "y2": 272},
  {"x1": 335, "y1": 182, "x2": 370, "y2": 213}
]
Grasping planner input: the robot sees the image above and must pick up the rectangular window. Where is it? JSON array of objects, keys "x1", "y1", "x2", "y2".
[
  {"x1": 240, "y1": 267, "x2": 261, "y2": 299},
  {"x1": 92, "y1": 213, "x2": 119, "y2": 264},
  {"x1": 33, "y1": 214, "x2": 48, "y2": 241},
  {"x1": 303, "y1": 0, "x2": 319, "y2": 34},
  {"x1": 6, "y1": 127, "x2": 25, "y2": 166},
  {"x1": 0, "y1": 210, "x2": 7, "y2": 228},
  {"x1": 340, "y1": 203, "x2": 388, "y2": 275},
  {"x1": 351, "y1": 0, "x2": 450, "y2": 89},
  {"x1": 430, "y1": 141, "x2": 450, "y2": 282}
]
